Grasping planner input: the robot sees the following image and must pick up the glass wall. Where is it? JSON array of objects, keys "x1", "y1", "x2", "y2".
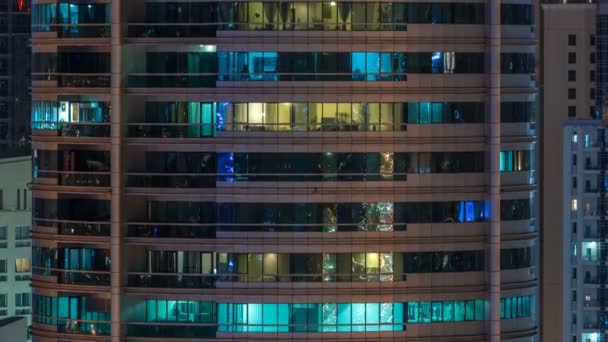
[
  {"x1": 33, "y1": 295, "x2": 110, "y2": 335},
  {"x1": 128, "y1": 2, "x2": 531, "y2": 38},
  {"x1": 146, "y1": 200, "x2": 489, "y2": 232},
  {"x1": 499, "y1": 296, "x2": 535, "y2": 319},
  {"x1": 130, "y1": 51, "x2": 489, "y2": 87},
  {"x1": 407, "y1": 299, "x2": 484, "y2": 323},
  {"x1": 33, "y1": 198, "x2": 111, "y2": 222},
  {"x1": 407, "y1": 296, "x2": 534, "y2": 324},
  {"x1": 499, "y1": 150, "x2": 532, "y2": 172},
  {"x1": 403, "y1": 251, "x2": 484, "y2": 273},
  {"x1": 32, "y1": 3, "x2": 111, "y2": 37},
  {"x1": 32, "y1": 101, "x2": 110, "y2": 136},
  {"x1": 501, "y1": 199, "x2": 532, "y2": 221},
  {"x1": 213, "y1": 252, "x2": 396, "y2": 282},
  {"x1": 501, "y1": 102, "x2": 536, "y2": 123},
  {"x1": 501, "y1": 53, "x2": 535, "y2": 74},
  {"x1": 129, "y1": 101, "x2": 487, "y2": 136},
  {"x1": 501, "y1": 247, "x2": 534, "y2": 270},
  {"x1": 217, "y1": 302, "x2": 404, "y2": 332}
]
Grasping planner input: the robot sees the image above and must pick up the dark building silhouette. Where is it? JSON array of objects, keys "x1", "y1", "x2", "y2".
[{"x1": 0, "y1": 0, "x2": 30, "y2": 156}]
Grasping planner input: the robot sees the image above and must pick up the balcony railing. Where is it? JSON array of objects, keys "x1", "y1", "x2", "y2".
[
  {"x1": 127, "y1": 172, "x2": 406, "y2": 187},
  {"x1": 33, "y1": 24, "x2": 111, "y2": 38},
  {"x1": 33, "y1": 315, "x2": 110, "y2": 336},
  {"x1": 32, "y1": 267, "x2": 110, "y2": 286},
  {"x1": 127, "y1": 222, "x2": 407, "y2": 236},
  {"x1": 36, "y1": 170, "x2": 111, "y2": 187},
  {"x1": 32, "y1": 121, "x2": 111, "y2": 137},
  {"x1": 127, "y1": 72, "x2": 409, "y2": 87},
  {"x1": 33, "y1": 219, "x2": 110, "y2": 237},
  {"x1": 127, "y1": 272, "x2": 405, "y2": 288},
  {"x1": 127, "y1": 21, "x2": 408, "y2": 38},
  {"x1": 33, "y1": 73, "x2": 111, "y2": 88},
  {"x1": 126, "y1": 323, "x2": 215, "y2": 338},
  {"x1": 128, "y1": 123, "x2": 215, "y2": 138}
]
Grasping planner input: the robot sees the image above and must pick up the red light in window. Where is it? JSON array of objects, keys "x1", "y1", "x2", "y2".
[{"x1": 16, "y1": 0, "x2": 25, "y2": 12}]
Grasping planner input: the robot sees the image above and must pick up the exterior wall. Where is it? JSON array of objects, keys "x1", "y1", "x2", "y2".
[
  {"x1": 0, "y1": 156, "x2": 32, "y2": 336},
  {"x1": 541, "y1": 5, "x2": 597, "y2": 342}
]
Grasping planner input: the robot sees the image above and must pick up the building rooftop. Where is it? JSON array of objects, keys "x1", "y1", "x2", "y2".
[{"x1": 0, "y1": 317, "x2": 25, "y2": 327}]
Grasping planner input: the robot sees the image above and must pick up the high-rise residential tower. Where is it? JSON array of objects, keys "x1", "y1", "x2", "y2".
[
  {"x1": 30, "y1": 1, "x2": 538, "y2": 341},
  {"x1": 540, "y1": 4, "x2": 597, "y2": 342}
]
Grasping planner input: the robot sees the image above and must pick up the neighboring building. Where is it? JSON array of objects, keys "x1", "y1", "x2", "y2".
[
  {"x1": 0, "y1": 0, "x2": 31, "y2": 156},
  {"x1": 30, "y1": 2, "x2": 537, "y2": 341},
  {"x1": 0, "y1": 316, "x2": 28, "y2": 342},
  {"x1": 541, "y1": 4, "x2": 599, "y2": 342},
  {"x1": 562, "y1": 120, "x2": 606, "y2": 342},
  {"x1": 0, "y1": 156, "x2": 32, "y2": 337}
]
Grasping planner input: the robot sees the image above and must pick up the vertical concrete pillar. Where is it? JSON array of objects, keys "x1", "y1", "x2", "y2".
[
  {"x1": 488, "y1": 0, "x2": 501, "y2": 341},
  {"x1": 110, "y1": 0, "x2": 123, "y2": 341}
]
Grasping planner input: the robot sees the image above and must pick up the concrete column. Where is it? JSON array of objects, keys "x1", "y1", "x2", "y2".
[
  {"x1": 110, "y1": 0, "x2": 123, "y2": 341},
  {"x1": 488, "y1": 0, "x2": 501, "y2": 341}
]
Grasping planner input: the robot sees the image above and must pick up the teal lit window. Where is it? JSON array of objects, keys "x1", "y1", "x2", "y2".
[
  {"x1": 407, "y1": 302, "x2": 419, "y2": 323},
  {"x1": 217, "y1": 302, "x2": 404, "y2": 332},
  {"x1": 431, "y1": 302, "x2": 442, "y2": 322},
  {"x1": 499, "y1": 295, "x2": 535, "y2": 319},
  {"x1": 406, "y1": 299, "x2": 486, "y2": 323}
]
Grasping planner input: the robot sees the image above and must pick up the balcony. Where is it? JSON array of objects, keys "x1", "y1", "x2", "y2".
[
  {"x1": 36, "y1": 170, "x2": 111, "y2": 187},
  {"x1": 34, "y1": 219, "x2": 110, "y2": 237},
  {"x1": 126, "y1": 323, "x2": 215, "y2": 339},
  {"x1": 34, "y1": 316, "x2": 110, "y2": 337},
  {"x1": 127, "y1": 73, "x2": 409, "y2": 88},
  {"x1": 128, "y1": 23, "x2": 218, "y2": 38},
  {"x1": 34, "y1": 24, "x2": 111, "y2": 38},
  {"x1": 128, "y1": 123, "x2": 215, "y2": 138},
  {"x1": 127, "y1": 223, "x2": 407, "y2": 236},
  {"x1": 127, "y1": 174, "x2": 215, "y2": 188},
  {"x1": 127, "y1": 272, "x2": 406, "y2": 288},
  {"x1": 33, "y1": 267, "x2": 110, "y2": 286},
  {"x1": 32, "y1": 122, "x2": 111, "y2": 138},
  {"x1": 126, "y1": 173, "x2": 407, "y2": 187},
  {"x1": 33, "y1": 73, "x2": 111, "y2": 88}
]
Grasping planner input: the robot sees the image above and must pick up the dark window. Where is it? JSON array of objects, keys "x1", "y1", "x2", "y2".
[
  {"x1": 501, "y1": 4, "x2": 532, "y2": 25},
  {"x1": 591, "y1": 34, "x2": 596, "y2": 46},
  {"x1": 590, "y1": 52, "x2": 596, "y2": 64},
  {"x1": 568, "y1": 34, "x2": 576, "y2": 46},
  {"x1": 568, "y1": 70, "x2": 576, "y2": 82},
  {"x1": 568, "y1": 52, "x2": 576, "y2": 64},
  {"x1": 590, "y1": 88, "x2": 596, "y2": 100},
  {"x1": 568, "y1": 88, "x2": 576, "y2": 99},
  {"x1": 591, "y1": 70, "x2": 596, "y2": 81},
  {"x1": 500, "y1": 199, "x2": 530, "y2": 221},
  {"x1": 501, "y1": 53, "x2": 534, "y2": 74},
  {"x1": 501, "y1": 247, "x2": 533, "y2": 270},
  {"x1": 568, "y1": 106, "x2": 577, "y2": 117},
  {"x1": 501, "y1": 102, "x2": 535, "y2": 123},
  {"x1": 590, "y1": 106, "x2": 596, "y2": 117},
  {"x1": 403, "y1": 251, "x2": 485, "y2": 273},
  {"x1": 572, "y1": 177, "x2": 577, "y2": 189}
]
